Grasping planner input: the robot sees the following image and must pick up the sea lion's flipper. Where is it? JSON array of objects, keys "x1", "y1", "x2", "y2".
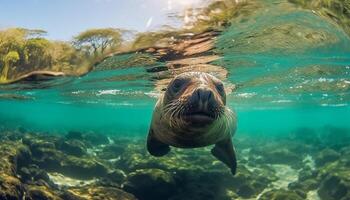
[
  {"x1": 147, "y1": 128, "x2": 170, "y2": 157},
  {"x1": 211, "y1": 137, "x2": 237, "y2": 175}
]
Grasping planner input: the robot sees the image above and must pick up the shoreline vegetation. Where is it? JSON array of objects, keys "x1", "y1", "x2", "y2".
[
  {"x1": 0, "y1": 0, "x2": 349, "y2": 85},
  {"x1": 0, "y1": 0, "x2": 254, "y2": 84}
]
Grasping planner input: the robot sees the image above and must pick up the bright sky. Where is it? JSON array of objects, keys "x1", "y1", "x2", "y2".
[{"x1": 0, "y1": 0, "x2": 205, "y2": 41}]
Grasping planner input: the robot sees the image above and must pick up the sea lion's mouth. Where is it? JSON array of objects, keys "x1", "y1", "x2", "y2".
[{"x1": 183, "y1": 111, "x2": 216, "y2": 124}]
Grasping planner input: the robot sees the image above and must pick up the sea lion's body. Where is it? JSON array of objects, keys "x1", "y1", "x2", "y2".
[{"x1": 147, "y1": 72, "x2": 237, "y2": 175}]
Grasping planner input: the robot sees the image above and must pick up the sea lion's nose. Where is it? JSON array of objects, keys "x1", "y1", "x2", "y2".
[{"x1": 191, "y1": 87, "x2": 214, "y2": 104}]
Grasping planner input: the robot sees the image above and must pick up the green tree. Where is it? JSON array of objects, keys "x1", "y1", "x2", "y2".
[
  {"x1": 0, "y1": 28, "x2": 26, "y2": 61},
  {"x1": 0, "y1": 27, "x2": 88, "y2": 81},
  {"x1": 24, "y1": 38, "x2": 52, "y2": 69},
  {"x1": 21, "y1": 28, "x2": 48, "y2": 39},
  {"x1": 49, "y1": 41, "x2": 84, "y2": 72},
  {"x1": 73, "y1": 28, "x2": 122, "y2": 56},
  {"x1": 0, "y1": 51, "x2": 19, "y2": 82}
]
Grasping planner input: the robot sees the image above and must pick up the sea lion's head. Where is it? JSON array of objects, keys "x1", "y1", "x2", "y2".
[{"x1": 161, "y1": 72, "x2": 230, "y2": 128}]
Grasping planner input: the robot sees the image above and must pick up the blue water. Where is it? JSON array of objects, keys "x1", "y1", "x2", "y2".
[
  {"x1": 0, "y1": 70, "x2": 349, "y2": 136},
  {"x1": 1, "y1": 1, "x2": 350, "y2": 137}
]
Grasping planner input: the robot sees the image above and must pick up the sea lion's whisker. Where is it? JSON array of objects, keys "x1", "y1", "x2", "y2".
[
  {"x1": 176, "y1": 104, "x2": 187, "y2": 127},
  {"x1": 163, "y1": 100, "x2": 181, "y2": 118},
  {"x1": 171, "y1": 104, "x2": 185, "y2": 128}
]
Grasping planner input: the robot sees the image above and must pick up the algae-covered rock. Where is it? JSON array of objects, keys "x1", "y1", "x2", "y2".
[
  {"x1": 69, "y1": 185, "x2": 137, "y2": 200},
  {"x1": 105, "y1": 170, "x2": 126, "y2": 185},
  {"x1": 55, "y1": 139, "x2": 87, "y2": 157},
  {"x1": 30, "y1": 146, "x2": 65, "y2": 171},
  {"x1": 16, "y1": 145, "x2": 33, "y2": 168},
  {"x1": 259, "y1": 148, "x2": 301, "y2": 166},
  {"x1": 123, "y1": 168, "x2": 176, "y2": 200},
  {"x1": 318, "y1": 174, "x2": 350, "y2": 200},
  {"x1": 289, "y1": 178, "x2": 319, "y2": 192},
  {"x1": 169, "y1": 170, "x2": 232, "y2": 200},
  {"x1": 259, "y1": 189, "x2": 304, "y2": 200},
  {"x1": 24, "y1": 135, "x2": 109, "y2": 180},
  {"x1": 97, "y1": 143, "x2": 125, "y2": 160},
  {"x1": 0, "y1": 174, "x2": 25, "y2": 200},
  {"x1": 317, "y1": 150, "x2": 350, "y2": 200},
  {"x1": 288, "y1": 165, "x2": 319, "y2": 192},
  {"x1": 18, "y1": 164, "x2": 52, "y2": 185},
  {"x1": 65, "y1": 131, "x2": 110, "y2": 146},
  {"x1": 117, "y1": 144, "x2": 207, "y2": 172},
  {"x1": 27, "y1": 185, "x2": 62, "y2": 200},
  {"x1": 60, "y1": 156, "x2": 108, "y2": 180},
  {"x1": 0, "y1": 141, "x2": 29, "y2": 199},
  {"x1": 232, "y1": 165, "x2": 276, "y2": 197},
  {"x1": 83, "y1": 133, "x2": 110, "y2": 146},
  {"x1": 315, "y1": 148, "x2": 340, "y2": 167}
]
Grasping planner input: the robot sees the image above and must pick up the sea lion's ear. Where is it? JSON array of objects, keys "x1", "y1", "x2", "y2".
[
  {"x1": 147, "y1": 128, "x2": 170, "y2": 157},
  {"x1": 211, "y1": 137, "x2": 237, "y2": 175}
]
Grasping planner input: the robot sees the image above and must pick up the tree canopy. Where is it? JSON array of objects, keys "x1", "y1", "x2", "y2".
[
  {"x1": 0, "y1": 28, "x2": 87, "y2": 82},
  {"x1": 73, "y1": 28, "x2": 123, "y2": 56}
]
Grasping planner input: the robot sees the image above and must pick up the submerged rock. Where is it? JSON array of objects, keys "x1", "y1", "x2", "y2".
[
  {"x1": 65, "y1": 131, "x2": 84, "y2": 140},
  {"x1": 105, "y1": 170, "x2": 126, "y2": 185},
  {"x1": 97, "y1": 143, "x2": 125, "y2": 160},
  {"x1": 68, "y1": 186, "x2": 137, "y2": 200},
  {"x1": 257, "y1": 148, "x2": 301, "y2": 167},
  {"x1": 318, "y1": 174, "x2": 350, "y2": 200},
  {"x1": 0, "y1": 141, "x2": 28, "y2": 199},
  {"x1": 59, "y1": 156, "x2": 108, "y2": 180},
  {"x1": 83, "y1": 133, "x2": 110, "y2": 146},
  {"x1": 65, "y1": 131, "x2": 110, "y2": 147},
  {"x1": 259, "y1": 189, "x2": 304, "y2": 200},
  {"x1": 315, "y1": 148, "x2": 341, "y2": 167},
  {"x1": 27, "y1": 185, "x2": 62, "y2": 200},
  {"x1": 48, "y1": 172, "x2": 96, "y2": 188},
  {"x1": 23, "y1": 134, "x2": 109, "y2": 180},
  {"x1": 55, "y1": 139, "x2": 87, "y2": 157},
  {"x1": 289, "y1": 166, "x2": 319, "y2": 192},
  {"x1": 18, "y1": 164, "x2": 53, "y2": 186},
  {"x1": 123, "y1": 168, "x2": 176, "y2": 200},
  {"x1": 0, "y1": 174, "x2": 25, "y2": 200},
  {"x1": 169, "y1": 171, "x2": 232, "y2": 200},
  {"x1": 317, "y1": 148, "x2": 350, "y2": 200},
  {"x1": 0, "y1": 129, "x2": 347, "y2": 200},
  {"x1": 318, "y1": 159, "x2": 350, "y2": 200}
]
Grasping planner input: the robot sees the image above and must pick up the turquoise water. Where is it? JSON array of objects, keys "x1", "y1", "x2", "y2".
[
  {"x1": 0, "y1": 88, "x2": 349, "y2": 136},
  {"x1": 0, "y1": 55, "x2": 349, "y2": 136},
  {"x1": 2, "y1": 0, "x2": 349, "y2": 137}
]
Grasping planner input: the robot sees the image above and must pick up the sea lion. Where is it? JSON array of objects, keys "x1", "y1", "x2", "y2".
[{"x1": 147, "y1": 72, "x2": 237, "y2": 175}]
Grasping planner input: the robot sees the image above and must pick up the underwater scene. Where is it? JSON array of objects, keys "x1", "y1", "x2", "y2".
[{"x1": 0, "y1": 0, "x2": 350, "y2": 199}]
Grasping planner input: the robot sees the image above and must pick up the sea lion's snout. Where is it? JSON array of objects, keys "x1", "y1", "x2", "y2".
[
  {"x1": 184, "y1": 87, "x2": 220, "y2": 124},
  {"x1": 189, "y1": 87, "x2": 214, "y2": 106}
]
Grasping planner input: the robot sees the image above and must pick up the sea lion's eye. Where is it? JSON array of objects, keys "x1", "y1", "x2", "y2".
[
  {"x1": 216, "y1": 82, "x2": 225, "y2": 93},
  {"x1": 172, "y1": 78, "x2": 186, "y2": 92}
]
